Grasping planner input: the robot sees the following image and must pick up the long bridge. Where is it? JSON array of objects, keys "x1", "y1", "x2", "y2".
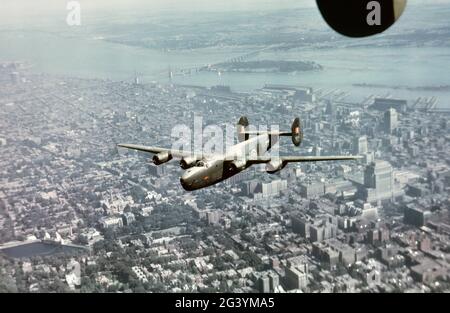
[{"x1": 158, "y1": 45, "x2": 280, "y2": 79}]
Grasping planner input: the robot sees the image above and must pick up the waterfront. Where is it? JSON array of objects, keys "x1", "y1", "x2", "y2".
[{"x1": 1, "y1": 4, "x2": 450, "y2": 107}]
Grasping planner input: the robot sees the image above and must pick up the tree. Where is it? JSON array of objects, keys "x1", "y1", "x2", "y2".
[
  {"x1": 133, "y1": 284, "x2": 146, "y2": 293},
  {"x1": 0, "y1": 275, "x2": 18, "y2": 293}
]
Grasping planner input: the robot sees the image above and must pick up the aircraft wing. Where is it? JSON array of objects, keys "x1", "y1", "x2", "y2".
[
  {"x1": 280, "y1": 155, "x2": 362, "y2": 163},
  {"x1": 246, "y1": 155, "x2": 362, "y2": 164},
  {"x1": 117, "y1": 144, "x2": 210, "y2": 159}
]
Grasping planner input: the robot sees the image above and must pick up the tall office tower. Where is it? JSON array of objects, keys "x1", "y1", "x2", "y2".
[
  {"x1": 364, "y1": 160, "x2": 394, "y2": 201},
  {"x1": 313, "y1": 145, "x2": 322, "y2": 156},
  {"x1": 404, "y1": 206, "x2": 431, "y2": 227},
  {"x1": 353, "y1": 136, "x2": 368, "y2": 155},
  {"x1": 383, "y1": 108, "x2": 398, "y2": 134},
  {"x1": 168, "y1": 66, "x2": 173, "y2": 83},
  {"x1": 285, "y1": 260, "x2": 309, "y2": 291},
  {"x1": 326, "y1": 100, "x2": 335, "y2": 117},
  {"x1": 269, "y1": 272, "x2": 280, "y2": 291},
  {"x1": 148, "y1": 163, "x2": 166, "y2": 177},
  {"x1": 331, "y1": 124, "x2": 337, "y2": 150},
  {"x1": 291, "y1": 215, "x2": 311, "y2": 238},
  {"x1": 258, "y1": 276, "x2": 270, "y2": 293}
]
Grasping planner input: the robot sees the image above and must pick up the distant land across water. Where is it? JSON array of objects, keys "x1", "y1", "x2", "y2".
[{"x1": 0, "y1": 4, "x2": 449, "y2": 107}]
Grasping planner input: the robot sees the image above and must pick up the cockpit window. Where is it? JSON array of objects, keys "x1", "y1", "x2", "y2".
[{"x1": 197, "y1": 161, "x2": 207, "y2": 167}]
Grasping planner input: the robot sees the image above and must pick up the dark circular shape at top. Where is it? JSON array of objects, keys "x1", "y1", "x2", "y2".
[{"x1": 316, "y1": 0, "x2": 406, "y2": 38}]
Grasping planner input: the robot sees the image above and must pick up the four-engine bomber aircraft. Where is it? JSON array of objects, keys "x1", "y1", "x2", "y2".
[{"x1": 118, "y1": 117, "x2": 361, "y2": 191}]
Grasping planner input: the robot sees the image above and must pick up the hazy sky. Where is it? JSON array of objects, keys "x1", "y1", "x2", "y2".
[
  {"x1": 0, "y1": 0, "x2": 314, "y2": 15},
  {"x1": 0, "y1": 0, "x2": 317, "y2": 26},
  {"x1": 0, "y1": 0, "x2": 443, "y2": 25},
  {"x1": 0, "y1": 0, "x2": 438, "y2": 13}
]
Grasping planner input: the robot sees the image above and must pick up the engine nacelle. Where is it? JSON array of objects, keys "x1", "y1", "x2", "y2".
[
  {"x1": 180, "y1": 156, "x2": 199, "y2": 169},
  {"x1": 266, "y1": 159, "x2": 286, "y2": 174},
  {"x1": 291, "y1": 117, "x2": 303, "y2": 147},
  {"x1": 152, "y1": 152, "x2": 172, "y2": 165}
]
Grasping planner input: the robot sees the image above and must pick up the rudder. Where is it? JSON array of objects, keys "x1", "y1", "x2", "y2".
[{"x1": 237, "y1": 116, "x2": 249, "y2": 142}]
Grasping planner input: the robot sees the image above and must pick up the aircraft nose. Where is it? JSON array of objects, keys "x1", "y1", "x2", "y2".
[
  {"x1": 180, "y1": 174, "x2": 193, "y2": 191},
  {"x1": 180, "y1": 177, "x2": 187, "y2": 189}
]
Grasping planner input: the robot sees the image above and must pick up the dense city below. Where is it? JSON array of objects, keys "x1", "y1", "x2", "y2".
[{"x1": 0, "y1": 61, "x2": 449, "y2": 293}]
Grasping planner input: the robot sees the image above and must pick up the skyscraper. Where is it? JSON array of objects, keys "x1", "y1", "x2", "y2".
[
  {"x1": 326, "y1": 100, "x2": 335, "y2": 117},
  {"x1": 258, "y1": 276, "x2": 270, "y2": 293},
  {"x1": 134, "y1": 71, "x2": 140, "y2": 85},
  {"x1": 383, "y1": 108, "x2": 398, "y2": 134},
  {"x1": 285, "y1": 262, "x2": 309, "y2": 291},
  {"x1": 404, "y1": 206, "x2": 431, "y2": 227},
  {"x1": 353, "y1": 136, "x2": 368, "y2": 155},
  {"x1": 363, "y1": 160, "x2": 394, "y2": 202},
  {"x1": 313, "y1": 145, "x2": 322, "y2": 156},
  {"x1": 291, "y1": 215, "x2": 311, "y2": 238}
]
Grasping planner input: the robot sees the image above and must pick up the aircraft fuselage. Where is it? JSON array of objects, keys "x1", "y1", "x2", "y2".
[{"x1": 180, "y1": 133, "x2": 276, "y2": 191}]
